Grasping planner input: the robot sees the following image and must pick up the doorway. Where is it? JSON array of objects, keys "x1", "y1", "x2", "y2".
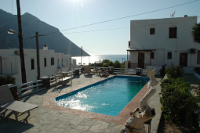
[
  {"x1": 138, "y1": 53, "x2": 144, "y2": 68},
  {"x1": 179, "y1": 53, "x2": 187, "y2": 67}
]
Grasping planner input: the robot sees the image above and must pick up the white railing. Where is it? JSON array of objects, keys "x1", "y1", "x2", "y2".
[
  {"x1": 49, "y1": 75, "x2": 56, "y2": 84},
  {"x1": 113, "y1": 68, "x2": 138, "y2": 75},
  {"x1": 113, "y1": 68, "x2": 147, "y2": 75},
  {"x1": 90, "y1": 67, "x2": 147, "y2": 75},
  {"x1": 49, "y1": 71, "x2": 73, "y2": 87},
  {"x1": 129, "y1": 63, "x2": 151, "y2": 68},
  {"x1": 113, "y1": 68, "x2": 128, "y2": 74},
  {"x1": 10, "y1": 80, "x2": 44, "y2": 98},
  {"x1": 9, "y1": 71, "x2": 75, "y2": 98}
]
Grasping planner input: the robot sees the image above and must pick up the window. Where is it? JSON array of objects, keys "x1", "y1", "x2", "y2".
[
  {"x1": 151, "y1": 52, "x2": 154, "y2": 59},
  {"x1": 150, "y1": 28, "x2": 155, "y2": 35},
  {"x1": 31, "y1": 59, "x2": 34, "y2": 70},
  {"x1": 197, "y1": 50, "x2": 200, "y2": 64},
  {"x1": 51, "y1": 57, "x2": 54, "y2": 65},
  {"x1": 44, "y1": 58, "x2": 47, "y2": 67},
  {"x1": 168, "y1": 52, "x2": 172, "y2": 59},
  {"x1": 169, "y1": 27, "x2": 177, "y2": 38}
]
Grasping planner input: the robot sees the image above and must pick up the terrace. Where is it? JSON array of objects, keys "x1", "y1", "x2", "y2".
[{"x1": 0, "y1": 71, "x2": 163, "y2": 133}]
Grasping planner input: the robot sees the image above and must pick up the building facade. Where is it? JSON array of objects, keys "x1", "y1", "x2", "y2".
[
  {"x1": 127, "y1": 16, "x2": 200, "y2": 72},
  {"x1": 0, "y1": 46, "x2": 75, "y2": 84}
]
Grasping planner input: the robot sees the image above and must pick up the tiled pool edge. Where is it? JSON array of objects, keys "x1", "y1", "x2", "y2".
[{"x1": 43, "y1": 75, "x2": 149, "y2": 125}]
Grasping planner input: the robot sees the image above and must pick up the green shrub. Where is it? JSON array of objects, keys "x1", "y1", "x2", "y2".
[
  {"x1": 102, "y1": 59, "x2": 110, "y2": 64},
  {"x1": 160, "y1": 77, "x2": 199, "y2": 128},
  {"x1": 89, "y1": 59, "x2": 115, "y2": 67},
  {"x1": 192, "y1": 23, "x2": 200, "y2": 44},
  {"x1": 166, "y1": 64, "x2": 184, "y2": 78},
  {"x1": 0, "y1": 75, "x2": 15, "y2": 86},
  {"x1": 108, "y1": 61, "x2": 114, "y2": 66},
  {"x1": 89, "y1": 63, "x2": 94, "y2": 66},
  {"x1": 94, "y1": 62, "x2": 103, "y2": 67},
  {"x1": 113, "y1": 60, "x2": 121, "y2": 68},
  {"x1": 121, "y1": 63, "x2": 125, "y2": 68},
  {"x1": 90, "y1": 59, "x2": 120, "y2": 68},
  {"x1": 102, "y1": 63, "x2": 109, "y2": 67}
]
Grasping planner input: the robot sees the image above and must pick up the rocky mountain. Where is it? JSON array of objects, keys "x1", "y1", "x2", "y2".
[{"x1": 0, "y1": 9, "x2": 89, "y2": 56}]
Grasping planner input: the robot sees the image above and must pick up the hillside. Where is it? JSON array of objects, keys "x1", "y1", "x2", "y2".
[{"x1": 0, "y1": 9, "x2": 89, "y2": 56}]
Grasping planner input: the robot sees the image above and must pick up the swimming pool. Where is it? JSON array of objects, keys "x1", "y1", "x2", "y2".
[{"x1": 56, "y1": 76, "x2": 149, "y2": 116}]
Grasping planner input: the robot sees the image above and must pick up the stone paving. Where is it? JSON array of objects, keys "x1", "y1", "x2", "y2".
[{"x1": 0, "y1": 73, "x2": 162, "y2": 133}]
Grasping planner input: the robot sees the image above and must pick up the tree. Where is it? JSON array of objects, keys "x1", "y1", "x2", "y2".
[
  {"x1": 109, "y1": 61, "x2": 114, "y2": 66},
  {"x1": 192, "y1": 23, "x2": 200, "y2": 44},
  {"x1": 113, "y1": 60, "x2": 121, "y2": 68},
  {"x1": 102, "y1": 59, "x2": 110, "y2": 64}
]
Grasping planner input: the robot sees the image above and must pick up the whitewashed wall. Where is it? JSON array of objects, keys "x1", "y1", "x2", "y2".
[
  {"x1": 129, "y1": 16, "x2": 200, "y2": 68},
  {"x1": 0, "y1": 49, "x2": 72, "y2": 84},
  {"x1": 130, "y1": 16, "x2": 198, "y2": 50}
]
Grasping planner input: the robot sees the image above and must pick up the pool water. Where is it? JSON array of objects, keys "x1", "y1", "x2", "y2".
[{"x1": 56, "y1": 76, "x2": 149, "y2": 116}]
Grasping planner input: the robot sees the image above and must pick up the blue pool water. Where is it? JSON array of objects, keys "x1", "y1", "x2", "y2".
[{"x1": 56, "y1": 76, "x2": 149, "y2": 116}]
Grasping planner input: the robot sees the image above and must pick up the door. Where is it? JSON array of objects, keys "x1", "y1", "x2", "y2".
[
  {"x1": 138, "y1": 53, "x2": 144, "y2": 68},
  {"x1": 179, "y1": 53, "x2": 187, "y2": 67}
]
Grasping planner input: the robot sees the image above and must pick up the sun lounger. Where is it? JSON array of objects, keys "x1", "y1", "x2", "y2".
[
  {"x1": 84, "y1": 66, "x2": 92, "y2": 75},
  {"x1": 93, "y1": 68, "x2": 101, "y2": 75},
  {"x1": 0, "y1": 84, "x2": 38, "y2": 121},
  {"x1": 55, "y1": 71, "x2": 72, "y2": 87},
  {"x1": 99, "y1": 69, "x2": 109, "y2": 76}
]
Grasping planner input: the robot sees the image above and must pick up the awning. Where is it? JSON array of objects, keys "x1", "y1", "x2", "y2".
[{"x1": 126, "y1": 49, "x2": 156, "y2": 52}]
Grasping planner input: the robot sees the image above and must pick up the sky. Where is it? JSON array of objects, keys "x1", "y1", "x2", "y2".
[{"x1": 0, "y1": 0, "x2": 200, "y2": 55}]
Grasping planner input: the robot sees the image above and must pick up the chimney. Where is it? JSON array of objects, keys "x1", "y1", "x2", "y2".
[{"x1": 43, "y1": 45, "x2": 48, "y2": 50}]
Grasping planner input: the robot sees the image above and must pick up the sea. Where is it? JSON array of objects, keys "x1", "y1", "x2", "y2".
[{"x1": 72, "y1": 55, "x2": 129, "y2": 65}]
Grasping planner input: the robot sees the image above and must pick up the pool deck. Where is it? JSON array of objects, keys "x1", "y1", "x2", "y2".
[{"x1": 0, "y1": 73, "x2": 162, "y2": 133}]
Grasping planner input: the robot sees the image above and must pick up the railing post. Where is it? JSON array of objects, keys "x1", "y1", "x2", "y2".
[
  {"x1": 36, "y1": 80, "x2": 39, "y2": 91},
  {"x1": 40, "y1": 76, "x2": 50, "y2": 88},
  {"x1": 18, "y1": 86, "x2": 22, "y2": 96},
  {"x1": 48, "y1": 75, "x2": 51, "y2": 85}
]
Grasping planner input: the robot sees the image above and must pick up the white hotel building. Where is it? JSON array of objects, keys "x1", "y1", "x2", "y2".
[
  {"x1": 0, "y1": 46, "x2": 75, "y2": 84},
  {"x1": 126, "y1": 16, "x2": 200, "y2": 73}
]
